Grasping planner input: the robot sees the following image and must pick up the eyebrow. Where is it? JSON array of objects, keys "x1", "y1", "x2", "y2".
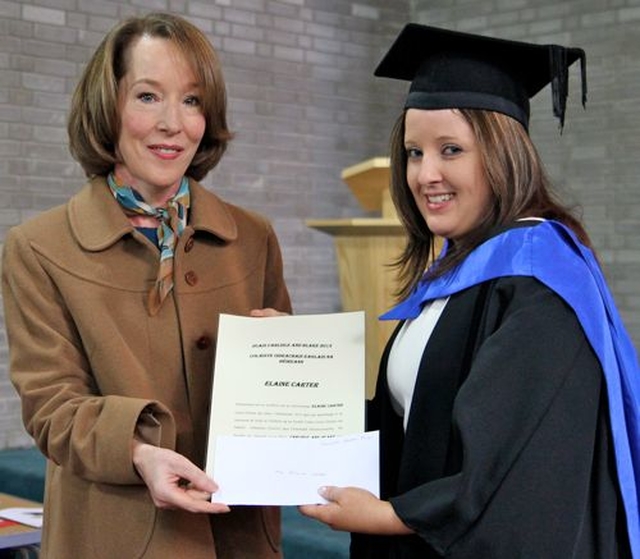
[
  {"x1": 129, "y1": 77, "x2": 201, "y2": 90},
  {"x1": 403, "y1": 134, "x2": 462, "y2": 144}
]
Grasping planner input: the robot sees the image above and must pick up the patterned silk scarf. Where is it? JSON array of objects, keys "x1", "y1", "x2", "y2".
[{"x1": 107, "y1": 173, "x2": 191, "y2": 315}]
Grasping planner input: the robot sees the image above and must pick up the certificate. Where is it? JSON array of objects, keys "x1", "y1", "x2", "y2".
[{"x1": 205, "y1": 311, "x2": 372, "y2": 504}]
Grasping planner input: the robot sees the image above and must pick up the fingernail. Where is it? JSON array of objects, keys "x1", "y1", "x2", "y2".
[{"x1": 318, "y1": 486, "x2": 328, "y2": 497}]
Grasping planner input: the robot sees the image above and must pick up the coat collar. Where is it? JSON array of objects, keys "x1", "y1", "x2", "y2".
[{"x1": 68, "y1": 176, "x2": 238, "y2": 252}]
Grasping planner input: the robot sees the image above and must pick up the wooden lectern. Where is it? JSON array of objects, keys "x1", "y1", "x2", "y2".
[{"x1": 306, "y1": 157, "x2": 406, "y2": 399}]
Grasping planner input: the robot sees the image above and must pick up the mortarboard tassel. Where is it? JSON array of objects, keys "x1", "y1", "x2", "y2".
[
  {"x1": 579, "y1": 51, "x2": 588, "y2": 109},
  {"x1": 550, "y1": 45, "x2": 587, "y2": 131},
  {"x1": 550, "y1": 45, "x2": 569, "y2": 130}
]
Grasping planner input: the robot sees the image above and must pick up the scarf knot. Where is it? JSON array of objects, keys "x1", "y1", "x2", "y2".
[{"x1": 107, "y1": 173, "x2": 190, "y2": 315}]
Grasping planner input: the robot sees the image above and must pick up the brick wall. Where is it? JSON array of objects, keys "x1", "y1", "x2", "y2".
[
  {"x1": 2, "y1": 0, "x2": 639, "y2": 449},
  {"x1": 0, "y1": 0, "x2": 409, "y2": 448}
]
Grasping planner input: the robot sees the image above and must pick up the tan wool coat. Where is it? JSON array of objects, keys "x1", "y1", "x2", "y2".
[{"x1": 2, "y1": 177, "x2": 292, "y2": 559}]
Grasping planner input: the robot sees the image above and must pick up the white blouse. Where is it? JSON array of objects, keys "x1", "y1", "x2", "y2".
[{"x1": 387, "y1": 296, "x2": 450, "y2": 430}]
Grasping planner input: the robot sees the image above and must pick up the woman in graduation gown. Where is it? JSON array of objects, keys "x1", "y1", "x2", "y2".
[{"x1": 299, "y1": 23, "x2": 639, "y2": 559}]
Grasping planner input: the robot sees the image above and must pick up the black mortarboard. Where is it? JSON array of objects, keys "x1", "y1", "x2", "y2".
[{"x1": 375, "y1": 23, "x2": 587, "y2": 130}]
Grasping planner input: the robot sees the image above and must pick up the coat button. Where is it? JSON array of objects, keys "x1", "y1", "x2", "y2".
[
  {"x1": 184, "y1": 271, "x2": 198, "y2": 286},
  {"x1": 184, "y1": 237, "x2": 195, "y2": 252},
  {"x1": 196, "y1": 336, "x2": 211, "y2": 350}
]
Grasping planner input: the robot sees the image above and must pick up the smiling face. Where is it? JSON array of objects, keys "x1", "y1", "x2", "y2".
[
  {"x1": 115, "y1": 35, "x2": 206, "y2": 206},
  {"x1": 404, "y1": 108, "x2": 493, "y2": 241}
]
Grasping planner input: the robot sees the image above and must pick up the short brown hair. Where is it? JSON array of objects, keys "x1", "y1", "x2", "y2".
[
  {"x1": 68, "y1": 12, "x2": 232, "y2": 180},
  {"x1": 389, "y1": 109, "x2": 590, "y2": 299}
]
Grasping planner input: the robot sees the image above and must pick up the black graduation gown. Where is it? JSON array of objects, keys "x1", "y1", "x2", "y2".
[{"x1": 351, "y1": 276, "x2": 631, "y2": 559}]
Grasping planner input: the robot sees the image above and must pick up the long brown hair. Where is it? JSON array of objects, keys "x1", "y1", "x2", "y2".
[
  {"x1": 67, "y1": 12, "x2": 233, "y2": 180},
  {"x1": 389, "y1": 108, "x2": 591, "y2": 300}
]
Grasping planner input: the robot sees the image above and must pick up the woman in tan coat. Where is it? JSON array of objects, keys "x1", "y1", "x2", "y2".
[{"x1": 2, "y1": 12, "x2": 291, "y2": 558}]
